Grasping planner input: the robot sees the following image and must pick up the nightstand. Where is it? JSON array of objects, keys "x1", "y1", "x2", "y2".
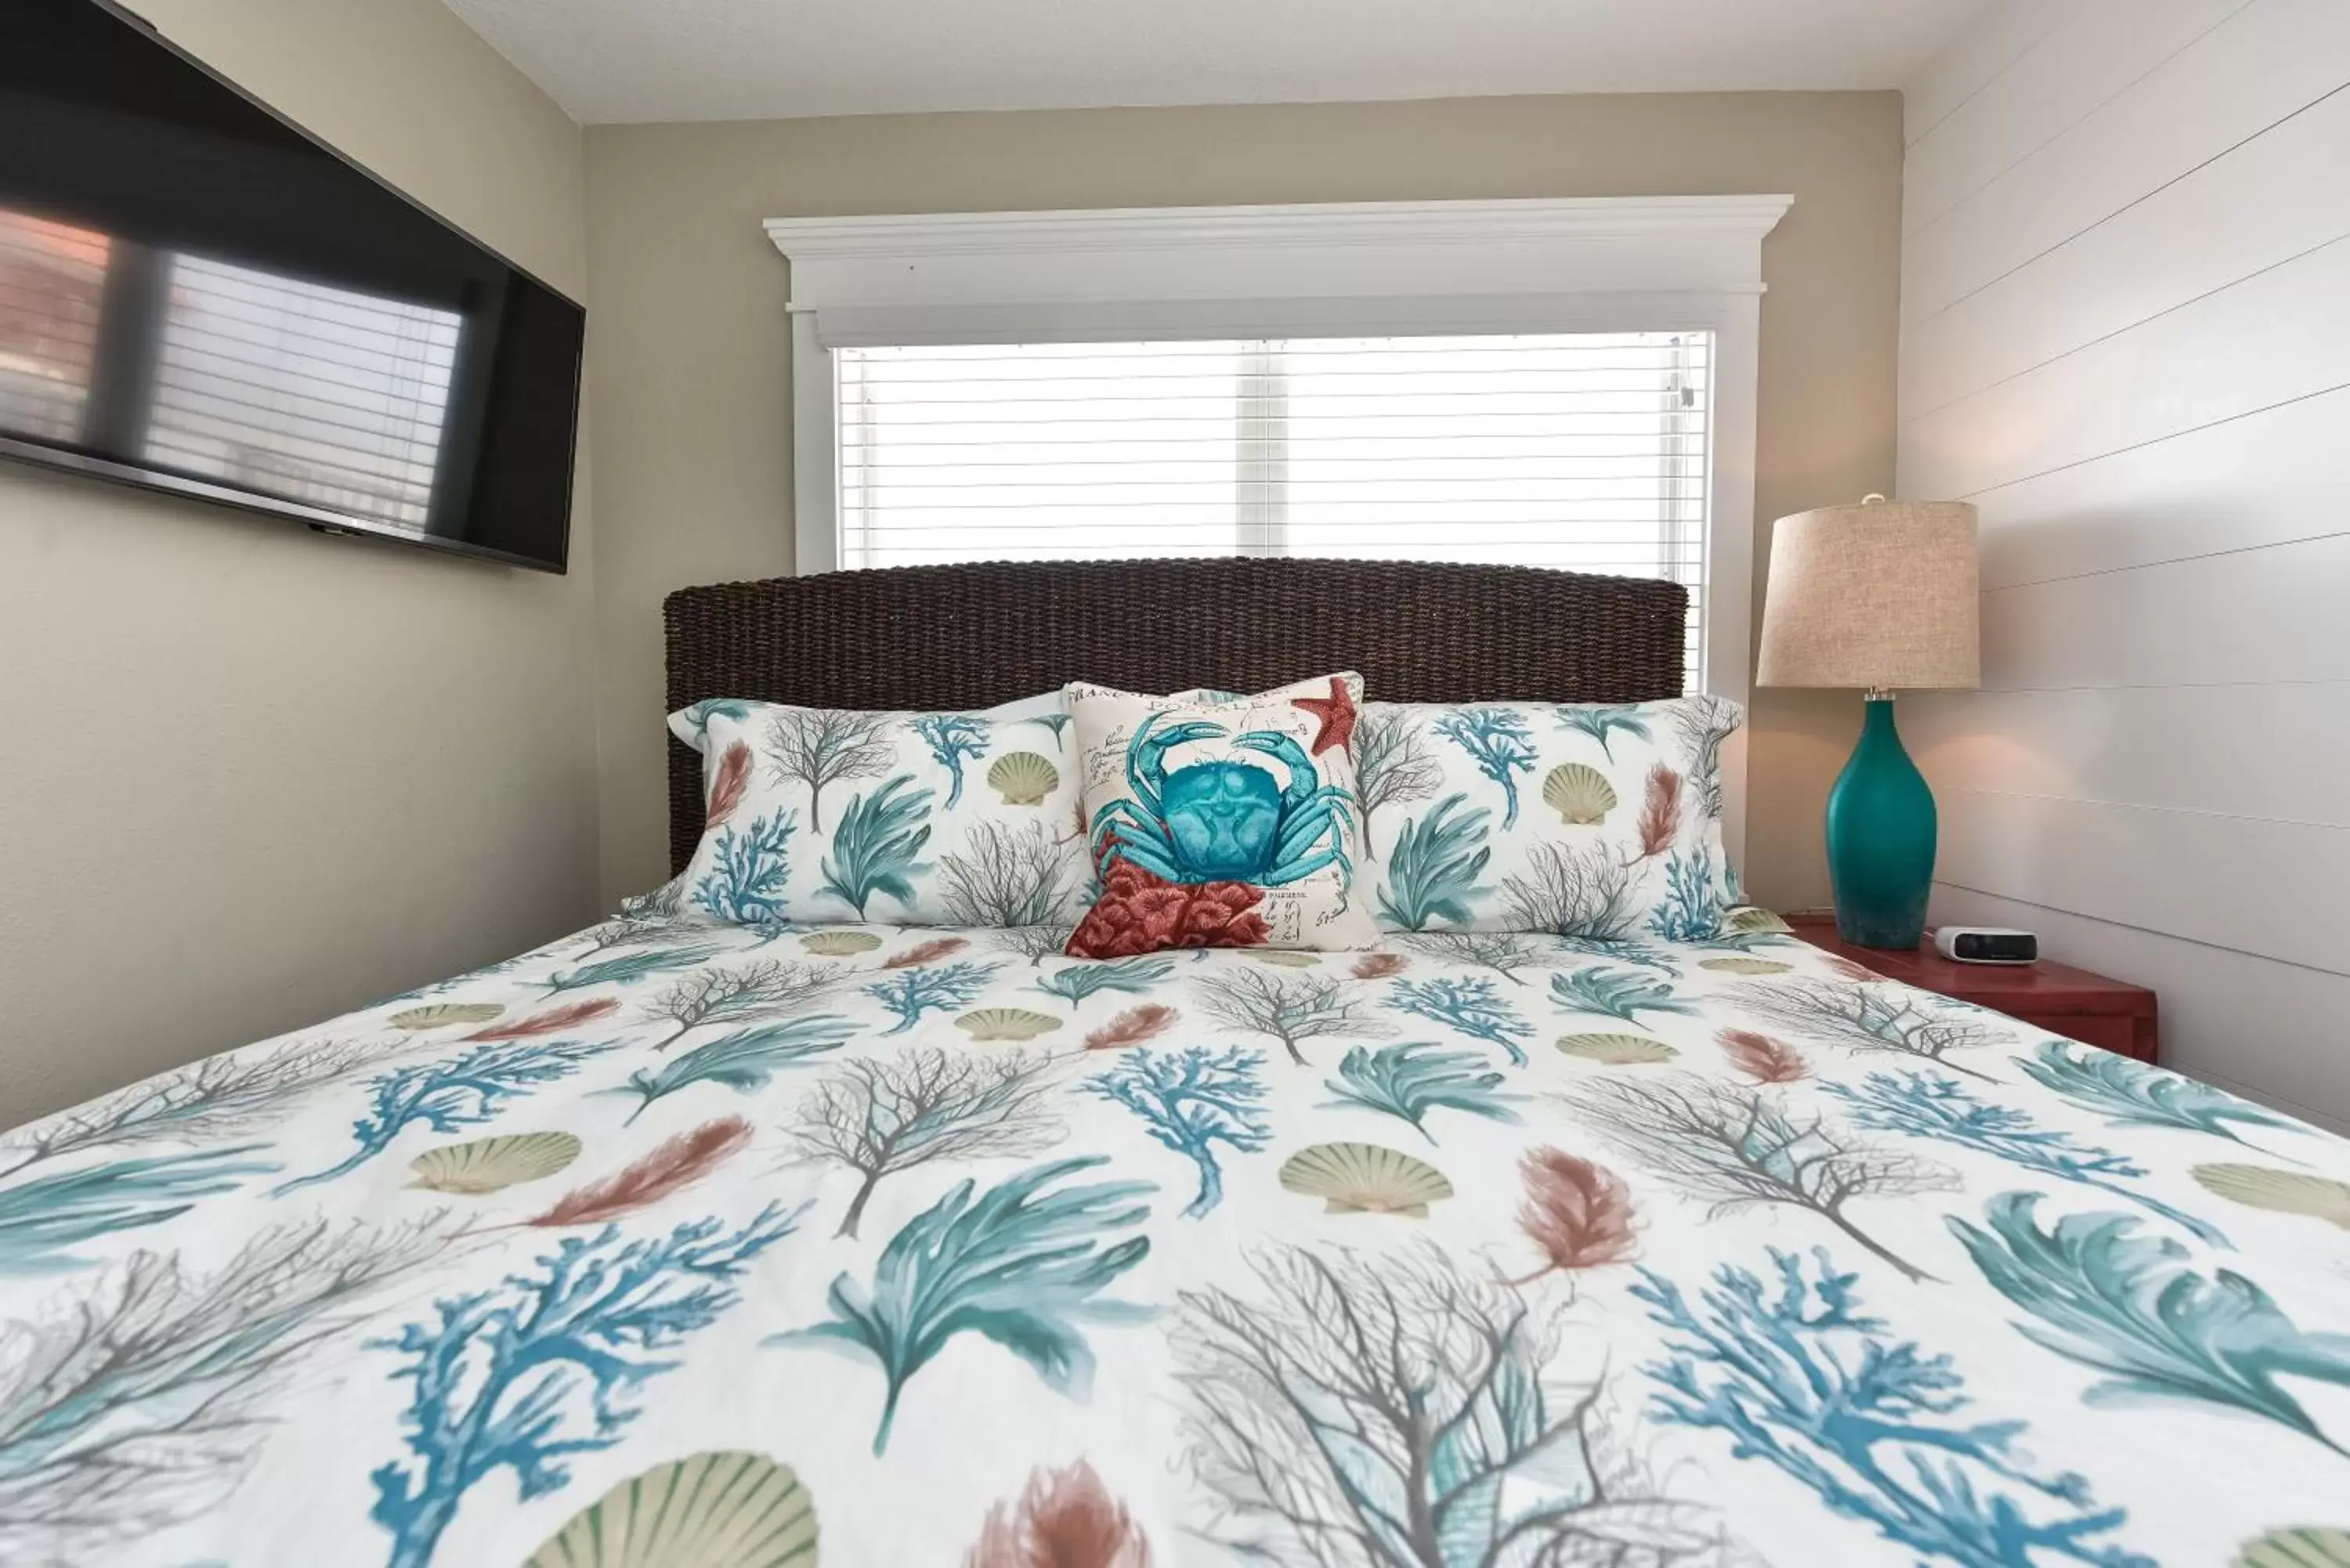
[{"x1": 1787, "y1": 914, "x2": 2159, "y2": 1064}]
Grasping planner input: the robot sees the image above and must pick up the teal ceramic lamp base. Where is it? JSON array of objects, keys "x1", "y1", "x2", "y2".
[{"x1": 1825, "y1": 694, "x2": 1937, "y2": 948}]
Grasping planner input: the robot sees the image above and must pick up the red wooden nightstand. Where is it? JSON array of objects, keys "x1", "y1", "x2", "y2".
[{"x1": 1787, "y1": 915, "x2": 2159, "y2": 1064}]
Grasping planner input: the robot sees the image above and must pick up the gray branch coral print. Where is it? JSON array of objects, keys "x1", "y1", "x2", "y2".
[
  {"x1": 1174, "y1": 1241, "x2": 1723, "y2": 1567},
  {"x1": 1563, "y1": 1071, "x2": 1956, "y2": 1282},
  {"x1": 763, "y1": 707, "x2": 894, "y2": 832},
  {"x1": 784, "y1": 1046, "x2": 1064, "y2": 1237},
  {"x1": 0, "y1": 1217, "x2": 459, "y2": 1567}
]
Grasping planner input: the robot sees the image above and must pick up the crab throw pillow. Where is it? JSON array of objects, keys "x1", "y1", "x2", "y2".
[
  {"x1": 1065, "y1": 674, "x2": 1379, "y2": 957},
  {"x1": 1354, "y1": 693, "x2": 1744, "y2": 938},
  {"x1": 664, "y1": 690, "x2": 1088, "y2": 929}
]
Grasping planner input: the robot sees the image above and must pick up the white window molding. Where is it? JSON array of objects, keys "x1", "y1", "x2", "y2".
[{"x1": 765, "y1": 195, "x2": 1790, "y2": 868}]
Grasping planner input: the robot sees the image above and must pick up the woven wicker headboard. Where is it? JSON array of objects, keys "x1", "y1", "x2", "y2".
[{"x1": 663, "y1": 557, "x2": 1687, "y2": 873}]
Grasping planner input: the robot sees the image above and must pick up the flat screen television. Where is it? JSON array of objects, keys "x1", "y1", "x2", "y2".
[{"x1": 0, "y1": 0, "x2": 584, "y2": 571}]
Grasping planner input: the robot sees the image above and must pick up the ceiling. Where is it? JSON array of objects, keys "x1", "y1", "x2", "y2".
[{"x1": 443, "y1": 0, "x2": 1992, "y2": 125}]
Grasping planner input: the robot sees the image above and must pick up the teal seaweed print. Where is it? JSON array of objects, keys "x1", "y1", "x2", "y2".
[
  {"x1": 1634, "y1": 1247, "x2": 2155, "y2": 1568},
  {"x1": 0, "y1": 1146, "x2": 277, "y2": 1274},
  {"x1": 1087, "y1": 1046, "x2": 1271, "y2": 1218},
  {"x1": 1386, "y1": 975, "x2": 1535, "y2": 1067},
  {"x1": 1032, "y1": 956, "x2": 1177, "y2": 1009},
  {"x1": 1549, "y1": 964, "x2": 1696, "y2": 1028},
  {"x1": 1375, "y1": 793, "x2": 1491, "y2": 931},
  {"x1": 1829, "y1": 1071, "x2": 2230, "y2": 1246},
  {"x1": 773, "y1": 1154, "x2": 1154, "y2": 1455},
  {"x1": 616, "y1": 1014, "x2": 857, "y2": 1122},
  {"x1": 819, "y1": 776, "x2": 935, "y2": 919},
  {"x1": 1553, "y1": 703, "x2": 1651, "y2": 761},
  {"x1": 866, "y1": 961, "x2": 1000, "y2": 1035},
  {"x1": 673, "y1": 697, "x2": 754, "y2": 745},
  {"x1": 2016, "y1": 1040, "x2": 2305, "y2": 1157},
  {"x1": 692, "y1": 810, "x2": 799, "y2": 925},
  {"x1": 275, "y1": 1042, "x2": 605, "y2": 1194},
  {"x1": 910, "y1": 715, "x2": 990, "y2": 807},
  {"x1": 369, "y1": 1205, "x2": 801, "y2": 1568},
  {"x1": 1321, "y1": 1040, "x2": 1521, "y2": 1145},
  {"x1": 1432, "y1": 707, "x2": 1538, "y2": 829},
  {"x1": 1549, "y1": 934, "x2": 1684, "y2": 976},
  {"x1": 1950, "y1": 1191, "x2": 2350, "y2": 1458},
  {"x1": 1022, "y1": 710, "x2": 1073, "y2": 752},
  {"x1": 541, "y1": 943, "x2": 725, "y2": 995}
]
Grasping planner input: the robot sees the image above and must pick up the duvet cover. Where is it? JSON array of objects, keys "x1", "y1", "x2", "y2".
[{"x1": 2, "y1": 915, "x2": 2345, "y2": 1568}]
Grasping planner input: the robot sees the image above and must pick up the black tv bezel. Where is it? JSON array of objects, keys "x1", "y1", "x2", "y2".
[{"x1": 0, "y1": 0, "x2": 584, "y2": 575}]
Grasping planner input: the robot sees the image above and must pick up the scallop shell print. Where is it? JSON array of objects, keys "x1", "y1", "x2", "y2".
[
  {"x1": 955, "y1": 1007, "x2": 1065, "y2": 1042},
  {"x1": 2238, "y1": 1529, "x2": 2350, "y2": 1568},
  {"x1": 2193, "y1": 1164, "x2": 2350, "y2": 1229},
  {"x1": 407, "y1": 1132, "x2": 583, "y2": 1194},
  {"x1": 1556, "y1": 1033, "x2": 1679, "y2": 1065},
  {"x1": 1700, "y1": 957, "x2": 1792, "y2": 975},
  {"x1": 1727, "y1": 905, "x2": 1793, "y2": 934},
  {"x1": 386, "y1": 1002, "x2": 504, "y2": 1031},
  {"x1": 1541, "y1": 763, "x2": 1618, "y2": 826},
  {"x1": 987, "y1": 752, "x2": 1060, "y2": 807},
  {"x1": 800, "y1": 930, "x2": 883, "y2": 956},
  {"x1": 522, "y1": 1451, "x2": 817, "y2": 1568},
  {"x1": 1278, "y1": 1142, "x2": 1452, "y2": 1216}
]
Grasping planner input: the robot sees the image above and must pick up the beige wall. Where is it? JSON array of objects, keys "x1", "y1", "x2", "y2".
[
  {"x1": 0, "y1": 0, "x2": 599, "y2": 1127},
  {"x1": 584, "y1": 92, "x2": 1903, "y2": 913}
]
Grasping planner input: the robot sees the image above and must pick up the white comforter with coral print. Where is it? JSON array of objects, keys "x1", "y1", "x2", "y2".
[{"x1": 1, "y1": 915, "x2": 2345, "y2": 1568}]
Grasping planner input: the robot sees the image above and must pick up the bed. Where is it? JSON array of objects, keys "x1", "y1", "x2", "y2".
[{"x1": 4, "y1": 559, "x2": 2341, "y2": 1568}]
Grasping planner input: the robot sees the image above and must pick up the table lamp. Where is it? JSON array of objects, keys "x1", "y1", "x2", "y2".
[{"x1": 1757, "y1": 494, "x2": 1979, "y2": 948}]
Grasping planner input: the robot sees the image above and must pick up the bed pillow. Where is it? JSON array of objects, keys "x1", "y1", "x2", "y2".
[
  {"x1": 1356, "y1": 695, "x2": 1743, "y2": 939},
  {"x1": 667, "y1": 692, "x2": 1087, "y2": 929},
  {"x1": 1065, "y1": 674, "x2": 1379, "y2": 956}
]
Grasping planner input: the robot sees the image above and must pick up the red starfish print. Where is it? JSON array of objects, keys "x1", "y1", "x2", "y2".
[{"x1": 1291, "y1": 677, "x2": 1359, "y2": 756}]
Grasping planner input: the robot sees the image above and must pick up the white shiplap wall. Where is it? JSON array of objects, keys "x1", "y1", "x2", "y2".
[{"x1": 1895, "y1": 0, "x2": 2350, "y2": 1130}]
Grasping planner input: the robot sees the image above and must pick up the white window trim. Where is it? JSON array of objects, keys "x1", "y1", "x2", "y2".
[{"x1": 766, "y1": 195, "x2": 1790, "y2": 869}]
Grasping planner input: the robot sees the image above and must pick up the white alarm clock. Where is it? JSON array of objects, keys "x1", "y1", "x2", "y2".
[{"x1": 1933, "y1": 927, "x2": 2038, "y2": 964}]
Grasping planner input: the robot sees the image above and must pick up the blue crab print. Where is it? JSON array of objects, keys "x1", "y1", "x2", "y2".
[{"x1": 1090, "y1": 714, "x2": 1355, "y2": 888}]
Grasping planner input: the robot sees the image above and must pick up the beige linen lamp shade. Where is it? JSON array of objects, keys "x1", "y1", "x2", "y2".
[{"x1": 1757, "y1": 497, "x2": 1980, "y2": 691}]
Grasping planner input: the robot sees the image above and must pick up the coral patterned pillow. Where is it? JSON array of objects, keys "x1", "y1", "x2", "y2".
[
  {"x1": 665, "y1": 691, "x2": 1088, "y2": 929},
  {"x1": 1065, "y1": 675, "x2": 1379, "y2": 957},
  {"x1": 1354, "y1": 695, "x2": 1744, "y2": 938}
]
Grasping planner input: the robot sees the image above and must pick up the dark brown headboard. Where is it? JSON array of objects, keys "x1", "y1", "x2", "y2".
[{"x1": 663, "y1": 557, "x2": 1687, "y2": 873}]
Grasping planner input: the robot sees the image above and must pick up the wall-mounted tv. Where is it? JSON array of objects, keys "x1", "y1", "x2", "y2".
[{"x1": 0, "y1": 0, "x2": 584, "y2": 572}]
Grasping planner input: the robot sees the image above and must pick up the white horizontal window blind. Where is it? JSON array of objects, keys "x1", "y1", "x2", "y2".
[
  {"x1": 834, "y1": 331, "x2": 1712, "y2": 682},
  {"x1": 143, "y1": 253, "x2": 462, "y2": 532}
]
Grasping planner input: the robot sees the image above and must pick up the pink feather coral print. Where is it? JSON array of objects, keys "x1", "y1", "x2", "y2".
[
  {"x1": 1635, "y1": 763, "x2": 1682, "y2": 860},
  {"x1": 462, "y1": 998, "x2": 620, "y2": 1040},
  {"x1": 1351, "y1": 953, "x2": 1409, "y2": 980},
  {"x1": 1083, "y1": 1004, "x2": 1180, "y2": 1050},
  {"x1": 524, "y1": 1116, "x2": 751, "y2": 1227},
  {"x1": 1717, "y1": 1027, "x2": 1810, "y2": 1083},
  {"x1": 704, "y1": 740, "x2": 754, "y2": 829},
  {"x1": 1511, "y1": 1147, "x2": 1637, "y2": 1283},
  {"x1": 886, "y1": 937, "x2": 971, "y2": 969},
  {"x1": 965, "y1": 1459, "x2": 1152, "y2": 1568},
  {"x1": 1819, "y1": 953, "x2": 1880, "y2": 985}
]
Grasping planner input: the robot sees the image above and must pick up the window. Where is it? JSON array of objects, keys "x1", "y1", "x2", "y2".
[
  {"x1": 771, "y1": 196, "x2": 1788, "y2": 853},
  {"x1": 834, "y1": 331, "x2": 1712, "y2": 681}
]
